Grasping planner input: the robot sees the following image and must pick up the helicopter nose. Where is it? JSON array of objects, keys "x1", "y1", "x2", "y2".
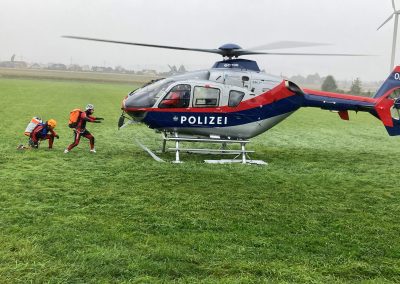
[
  {"x1": 122, "y1": 95, "x2": 148, "y2": 122},
  {"x1": 122, "y1": 95, "x2": 137, "y2": 109}
]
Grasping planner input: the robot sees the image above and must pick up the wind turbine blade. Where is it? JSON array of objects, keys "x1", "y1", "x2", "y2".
[
  {"x1": 247, "y1": 41, "x2": 331, "y2": 51},
  {"x1": 377, "y1": 13, "x2": 394, "y2": 30},
  {"x1": 392, "y1": 0, "x2": 396, "y2": 11}
]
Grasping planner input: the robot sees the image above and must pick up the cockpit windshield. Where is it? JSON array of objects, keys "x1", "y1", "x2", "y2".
[{"x1": 127, "y1": 79, "x2": 175, "y2": 108}]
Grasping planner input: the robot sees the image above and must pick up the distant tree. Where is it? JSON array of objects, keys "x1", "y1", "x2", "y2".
[
  {"x1": 178, "y1": 65, "x2": 187, "y2": 73},
  {"x1": 306, "y1": 73, "x2": 321, "y2": 84},
  {"x1": 289, "y1": 74, "x2": 306, "y2": 84},
  {"x1": 321, "y1": 75, "x2": 338, "y2": 92},
  {"x1": 349, "y1": 78, "x2": 362, "y2": 95}
]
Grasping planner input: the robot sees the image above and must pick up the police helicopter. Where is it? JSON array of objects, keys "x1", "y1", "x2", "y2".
[{"x1": 64, "y1": 36, "x2": 400, "y2": 164}]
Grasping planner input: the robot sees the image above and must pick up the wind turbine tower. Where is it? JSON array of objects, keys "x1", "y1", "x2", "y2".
[{"x1": 377, "y1": 0, "x2": 400, "y2": 71}]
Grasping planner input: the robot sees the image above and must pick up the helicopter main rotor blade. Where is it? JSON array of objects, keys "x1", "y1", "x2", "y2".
[
  {"x1": 377, "y1": 13, "x2": 394, "y2": 30},
  {"x1": 236, "y1": 50, "x2": 370, "y2": 57},
  {"x1": 63, "y1": 35, "x2": 369, "y2": 58},
  {"x1": 248, "y1": 41, "x2": 331, "y2": 51},
  {"x1": 62, "y1": 35, "x2": 223, "y2": 55}
]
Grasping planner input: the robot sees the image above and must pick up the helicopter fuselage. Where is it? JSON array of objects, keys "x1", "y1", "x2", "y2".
[
  {"x1": 122, "y1": 67, "x2": 304, "y2": 139},
  {"x1": 121, "y1": 58, "x2": 400, "y2": 140}
]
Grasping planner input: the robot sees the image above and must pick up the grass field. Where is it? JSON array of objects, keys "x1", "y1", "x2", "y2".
[
  {"x1": 1, "y1": 77, "x2": 400, "y2": 283},
  {"x1": 0, "y1": 67, "x2": 160, "y2": 84}
]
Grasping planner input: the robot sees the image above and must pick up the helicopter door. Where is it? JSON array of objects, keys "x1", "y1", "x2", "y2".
[{"x1": 159, "y1": 84, "x2": 191, "y2": 108}]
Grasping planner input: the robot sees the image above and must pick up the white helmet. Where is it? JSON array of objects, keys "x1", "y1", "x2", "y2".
[{"x1": 85, "y1": 104, "x2": 94, "y2": 111}]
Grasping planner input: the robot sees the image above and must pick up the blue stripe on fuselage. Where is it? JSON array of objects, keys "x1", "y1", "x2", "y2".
[{"x1": 303, "y1": 94, "x2": 374, "y2": 111}]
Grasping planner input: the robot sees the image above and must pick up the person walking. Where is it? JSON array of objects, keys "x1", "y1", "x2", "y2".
[{"x1": 64, "y1": 104, "x2": 103, "y2": 153}]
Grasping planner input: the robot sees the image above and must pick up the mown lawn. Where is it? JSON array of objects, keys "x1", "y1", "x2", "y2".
[{"x1": 0, "y1": 78, "x2": 400, "y2": 283}]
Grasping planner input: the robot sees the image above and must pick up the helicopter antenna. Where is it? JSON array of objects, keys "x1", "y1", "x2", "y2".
[{"x1": 377, "y1": 0, "x2": 400, "y2": 71}]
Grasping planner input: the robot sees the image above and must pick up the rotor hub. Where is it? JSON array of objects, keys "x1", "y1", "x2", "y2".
[{"x1": 218, "y1": 43, "x2": 242, "y2": 50}]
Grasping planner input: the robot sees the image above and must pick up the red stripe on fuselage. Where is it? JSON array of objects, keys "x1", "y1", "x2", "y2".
[
  {"x1": 303, "y1": 88, "x2": 376, "y2": 103},
  {"x1": 123, "y1": 80, "x2": 295, "y2": 113}
]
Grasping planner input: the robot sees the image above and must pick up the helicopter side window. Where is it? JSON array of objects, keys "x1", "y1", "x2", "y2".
[
  {"x1": 228, "y1": 90, "x2": 245, "y2": 107},
  {"x1": 193, "y1": 86, "x2": 220, "y2": 107},
  {"x1": 159, "y1": 84, "x2": 191, "y2": 108}
]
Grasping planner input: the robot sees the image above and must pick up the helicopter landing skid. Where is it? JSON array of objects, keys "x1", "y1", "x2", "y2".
[
  {"x1": 133, "y1": 138, "x2": 165, "y2": 162},
  {"x1": 162, "y1": 132, "x2": 267, "y2": 165},
  {"x1": 204, "y1": 159, "x2": 267, "y2": 165}
]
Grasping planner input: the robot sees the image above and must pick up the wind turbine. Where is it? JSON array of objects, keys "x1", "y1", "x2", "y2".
[{"x1": 377, "y1": 0, "x2": 400, "y2": 71}]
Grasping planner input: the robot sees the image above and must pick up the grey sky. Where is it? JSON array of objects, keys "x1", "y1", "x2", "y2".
[{"x1": 0, "y1": 0, "x2": 398, "y2": 81}]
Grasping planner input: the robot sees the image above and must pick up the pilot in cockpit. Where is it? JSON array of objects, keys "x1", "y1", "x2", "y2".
[{"x1": 160, "y1": 85, "x2": 190, "y2": 108}]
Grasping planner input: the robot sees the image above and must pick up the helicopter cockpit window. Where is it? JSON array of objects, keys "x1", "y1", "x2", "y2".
[
  {"x1": 228, "y1": 90, "x2": 245, "y2": 107},
  {"x1": 193, "y1": 86, "x2": 220, "y2": 107},
  {"x1": 127, "y1": 79, "x2": 174, "y2": 108},
  {"x1": 159, "y1": 84, "x2": 191, "y2": 108}
]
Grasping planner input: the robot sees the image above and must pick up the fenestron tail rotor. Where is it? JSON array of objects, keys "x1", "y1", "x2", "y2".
[{"x1": 62, "y1": 35, "x2": 369, "y2": 59}]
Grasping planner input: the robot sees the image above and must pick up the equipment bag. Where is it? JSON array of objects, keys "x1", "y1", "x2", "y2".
[
  {"x1": 68, "y1": 109, "x2": 82, "y2": 128},
  {"x1": 24, "y1": 117, "x2": 42, "y2": 136}
]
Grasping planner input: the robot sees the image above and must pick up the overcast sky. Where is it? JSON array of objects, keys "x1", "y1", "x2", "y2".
[{"x1": 0, "y1": 0, "x2": 399, "y2": 81}]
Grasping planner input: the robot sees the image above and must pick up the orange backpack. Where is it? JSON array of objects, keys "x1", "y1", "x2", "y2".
[{"x1": 68, "y1": 109, "x2": 82, "y2": 128}]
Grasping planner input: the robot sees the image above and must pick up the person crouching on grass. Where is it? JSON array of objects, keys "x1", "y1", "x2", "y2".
[
  {"x1": 64, "y1": 104, "x2": 103, "y2": 154},
  {"x1": 18, "y1": 119, "x2": 59, "y2": 150}
]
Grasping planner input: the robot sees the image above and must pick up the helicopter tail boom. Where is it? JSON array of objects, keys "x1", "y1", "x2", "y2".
[{"x1": 302, "y1": 66, "x2": 400, "y2": 136}]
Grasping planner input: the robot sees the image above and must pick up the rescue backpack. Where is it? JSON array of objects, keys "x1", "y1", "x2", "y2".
[
  {"x1": 68, "y1": 109, "x2": 82, "y2": 128},
  {"x1": 24, "y1": 117, "x2": 42, "y2": 136}
]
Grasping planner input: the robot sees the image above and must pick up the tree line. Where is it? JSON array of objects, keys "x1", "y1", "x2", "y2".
[{"x1": 321, "y1": 75, "x2": 371, "y2": 97}]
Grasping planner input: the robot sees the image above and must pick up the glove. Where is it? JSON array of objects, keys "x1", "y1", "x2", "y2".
[
  {"x1": 55, "y1": 135, "x2": 60, "y2": 139},
  {"x1": 95, "y1": 117, "x2": 104, "y2": 121}
]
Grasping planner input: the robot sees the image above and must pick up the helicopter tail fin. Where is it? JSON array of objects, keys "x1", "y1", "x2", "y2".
[
  {"x1": 372, "y1": 66, "x2": 400, "y2": 135},
  {"x1": 373, "y1": 66, "x2": 400, "y2": 99}
]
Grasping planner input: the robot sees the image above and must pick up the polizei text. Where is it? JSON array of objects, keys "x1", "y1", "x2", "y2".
[{"x1": 177, "y1": 115, "x2": 228, "y2": 125}]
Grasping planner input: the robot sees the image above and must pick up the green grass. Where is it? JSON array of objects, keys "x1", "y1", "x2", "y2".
[{"x1": 1, "y1": 77, "x2": 400, "y2": 283}]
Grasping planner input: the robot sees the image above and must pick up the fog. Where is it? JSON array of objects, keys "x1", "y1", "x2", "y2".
[{"x1": 0, "y1": 0, "x2": 398, "y2": 80}]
